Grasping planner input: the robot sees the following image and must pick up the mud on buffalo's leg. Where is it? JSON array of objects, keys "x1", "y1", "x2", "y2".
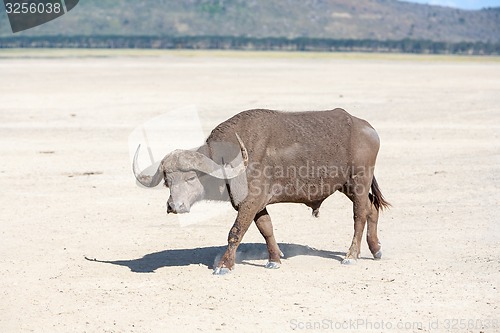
[
  {"x1": 367, "y1": 203, "x2": 382, "y2": 259},
  {"x1": 254, "y1": 208, "x2": 282, "y2": 269},
  {"x1": 214, "y1": 202, "x2": 260, "y2": 275}
]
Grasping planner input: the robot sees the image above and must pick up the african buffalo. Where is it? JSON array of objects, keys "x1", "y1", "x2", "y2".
[{"x1": 133, "y1": 108, "x2": 390, "y2": 274}]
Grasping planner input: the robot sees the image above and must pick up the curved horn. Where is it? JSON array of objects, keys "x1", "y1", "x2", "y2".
[
  {"x1": 132, "y1": 144, "x2": 164, "y2": 187},
  {"x1": 165, "y1": 133, "x2": 248, "y2": 179}
]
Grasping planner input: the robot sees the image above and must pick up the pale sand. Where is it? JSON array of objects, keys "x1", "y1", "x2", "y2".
[{"x1": 0, "y1": 50, "x2": 498, "y2": 332}]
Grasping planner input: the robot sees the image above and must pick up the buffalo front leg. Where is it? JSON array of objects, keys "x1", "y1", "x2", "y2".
[
  {"x1": 254, "y1": 208, "x2": 282, "y2": 269},
  {"x1": 213, "y1": 202, "x2": 260, "y2": 275}
]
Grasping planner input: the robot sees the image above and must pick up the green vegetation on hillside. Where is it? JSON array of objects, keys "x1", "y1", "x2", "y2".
[{"x1": 1, "y1": 35, "x2": 498, "y2": 55}]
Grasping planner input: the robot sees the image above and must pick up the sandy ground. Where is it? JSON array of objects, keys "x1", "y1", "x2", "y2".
[{"x1": 0, "y1": 50, "x2": 499, "y2": 332}]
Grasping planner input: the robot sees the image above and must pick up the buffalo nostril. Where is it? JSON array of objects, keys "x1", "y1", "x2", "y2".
[
  {"x1": 167, "y1": 201, "x2": 188, "y2": 214},
  {"x1": 167, "y1": 202, "x2": 175, "y2": 214}
]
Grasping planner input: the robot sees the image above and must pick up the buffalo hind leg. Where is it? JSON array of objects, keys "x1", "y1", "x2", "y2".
[
  {"x1": 213, "y1": 201, "x2": 260, "y2": 275},
  {"x1": 341, "y1": 179, "x2": 371, "y2": 265},
  {"x1": 367, "y1": 203, "x2": 382, "y2": 259},
  {"x1": 343, "y1": 198, "x2": 369, "y2": 264},
  {"x1": 254, "y1": 208, "x2": 282, "y2": 269}
]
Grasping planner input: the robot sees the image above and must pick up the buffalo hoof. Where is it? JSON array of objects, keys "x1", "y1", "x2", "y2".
[
  {"x1": 341, "y1": 258, "x2": 357, "y2": 265},
  {"x1": 265, "y1": 261, "x2": 281, "y2": 269},
  {"x1": 373, "y1": 249, "x2": 382, "y2": 260},
  {"x1": 213, "y1": 267, "x2": 231, "y2": 275}
]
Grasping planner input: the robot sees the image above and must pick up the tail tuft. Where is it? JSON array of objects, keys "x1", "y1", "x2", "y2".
[{"x1": 369, "y1": 176, "x2": 391, "y2": 211}]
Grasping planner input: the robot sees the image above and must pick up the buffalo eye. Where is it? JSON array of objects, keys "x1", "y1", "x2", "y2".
[{"x1": 186, "y1": 176, "x2": 197, "y2": 183}]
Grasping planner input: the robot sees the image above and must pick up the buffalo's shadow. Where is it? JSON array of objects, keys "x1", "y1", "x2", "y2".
[{"x1": 85, "y1": 243, "x2": 345, "y2": 273}]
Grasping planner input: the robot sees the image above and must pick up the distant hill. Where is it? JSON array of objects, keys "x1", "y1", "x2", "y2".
[{"x1": 1, "y1": 0, "x2": 499, "y2": 43}]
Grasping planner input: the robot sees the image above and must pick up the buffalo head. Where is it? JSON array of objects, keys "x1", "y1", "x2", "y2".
[{"x1": 133, "y1": 133, "x2": 248, "y2": 214}]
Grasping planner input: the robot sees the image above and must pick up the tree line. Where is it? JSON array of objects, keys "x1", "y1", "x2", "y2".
[{"x1": 1, "y1": 35, "x2": 498, "y2": 55}]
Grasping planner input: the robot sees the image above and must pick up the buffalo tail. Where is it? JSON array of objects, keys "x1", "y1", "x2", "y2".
[{"x1": 369, "y1": 176, "x2": 391, "y2": 211}]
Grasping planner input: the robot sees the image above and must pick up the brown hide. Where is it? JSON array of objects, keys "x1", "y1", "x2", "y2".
[{"x1": 207, "y1": 108, "x2": 380, "y2": 211}]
